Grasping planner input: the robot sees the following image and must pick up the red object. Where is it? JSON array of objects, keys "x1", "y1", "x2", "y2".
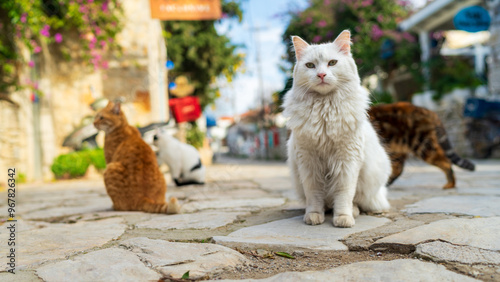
[
  {"x1": 169, "y1": 96, "x2": 202, "y2": 123},
  {"x1": 273, "y1": 129, "x2": 279, "y2": 146}
]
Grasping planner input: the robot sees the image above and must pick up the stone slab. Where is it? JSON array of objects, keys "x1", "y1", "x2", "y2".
[
  {"x1": 187, "y1": 188, "x2": 270, "y2": 201},
  {"x1": 457, "y1": 187, "x2": 500, "y2": 196},
  {"x1": 181, "y1": 197, "x2": 286, "y2": 213},
  {"x1": 416, "y1": 241, "x2": 500, "y2": 265},
  {"x1": 213, "y1": 215, "x2": 390, "y2": 252},
  {"x1": 120, "y1": 237, "x2": 248, "y2": 279},
  {"x1": 230, "y1": 259, "x2": 478, "y2": 282},
  {"x1": 65, "y1": 211, "x2": 154, "y2": 225},
  {"x1": 36, "y1": 248, "x2": 161, "y2": 282},
  {"x1": 135, "y1": 210, "x2": 249, "y2": 230},
  {"x1": 0, "y1": 218, "x2": 126, "y2": 271},
  {"x1": 21, "y1": 197, "x2": 113, "y2": 220},
  {"x1": 0, "y1": 271, "x2": 42, "y2": 282},
  {"x1": 404, "y1": 196, "x2": 500, "y2": 217},
  {"x1": 373, "y1": 217, "x2": 500, "y2": 252}
]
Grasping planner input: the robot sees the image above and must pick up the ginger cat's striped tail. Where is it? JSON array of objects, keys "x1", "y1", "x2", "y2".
[{"x1": 141, "y1": 197, "x2": 181, "y2": 214}]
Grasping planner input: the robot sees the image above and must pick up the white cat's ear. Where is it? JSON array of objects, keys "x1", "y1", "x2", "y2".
[
  {"x1": 292, "y1": 36, "x2": 309, "y2": 61},
  {"x1": 333, "y1": 30, "x2": 351, "y2": 55}
]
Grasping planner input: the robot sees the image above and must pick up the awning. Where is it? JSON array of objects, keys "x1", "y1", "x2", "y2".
[{"x1": 400, "y1": 0, "x2": 482, "y2": 32}]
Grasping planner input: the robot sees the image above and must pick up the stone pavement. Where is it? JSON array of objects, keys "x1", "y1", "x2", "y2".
[{"x1": 0, "y1": 157, "x2": 499, "y2": 281}]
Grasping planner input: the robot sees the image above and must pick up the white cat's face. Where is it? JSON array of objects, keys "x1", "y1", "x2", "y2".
[{"x1": 292, "y1": 31, "x2": 358, "y2": 95}]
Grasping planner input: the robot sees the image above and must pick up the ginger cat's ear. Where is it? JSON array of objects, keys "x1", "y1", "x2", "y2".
[
  {"x1": 292, "y1": 36, "x2": 309, "y2": 61},
  {"x1": 333, "y1": 30, "x2": 351, "y2": 55},
  {"x1": 112, "y1": 101, "x2": 121, "y2": 115}
]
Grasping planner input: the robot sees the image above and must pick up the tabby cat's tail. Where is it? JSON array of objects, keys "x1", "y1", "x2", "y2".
[
  {"x1": 142, "y1": 197, "x2": 181, "y2": 214},
  {"x1": 436, "y1": 125, "x2": 475, "y2": 171}
]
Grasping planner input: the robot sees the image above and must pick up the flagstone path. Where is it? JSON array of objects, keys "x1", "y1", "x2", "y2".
[{"x1": 0, "y1": 157, "x2": 498, "y2": 281}]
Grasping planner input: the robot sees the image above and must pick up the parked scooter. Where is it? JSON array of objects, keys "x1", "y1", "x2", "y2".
[{"x1": 62, "y1": 98, "x2": 172, "y2": 150}]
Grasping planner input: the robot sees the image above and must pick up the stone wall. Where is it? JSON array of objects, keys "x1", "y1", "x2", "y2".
[{"x1": 0, "y1": 97, "x2": 29, "y2": 187}]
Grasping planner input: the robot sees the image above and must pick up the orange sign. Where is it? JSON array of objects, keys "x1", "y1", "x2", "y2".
[{"x1": 150, "y1": 0, "x2": 222, "y2": 21}]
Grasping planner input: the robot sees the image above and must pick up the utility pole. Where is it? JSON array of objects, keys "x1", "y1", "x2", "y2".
[{"x1": 247, "y1": 1, "x2": 268, "y2": 159}]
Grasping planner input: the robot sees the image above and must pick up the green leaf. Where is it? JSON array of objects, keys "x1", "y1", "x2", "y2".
[
  {"x1": 181, "y1": 271, "x2": 190, "y2": 280},
  {"x1": 275, "y1": 252, "x2": 295, "y2": 259}
]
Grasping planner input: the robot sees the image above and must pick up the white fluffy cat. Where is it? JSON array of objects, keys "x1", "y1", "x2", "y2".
[
  {"x1": 283, "y1": 30, "x2": 391, "y2": 228},
  {"x1": 154, "y1": 131, "x2": 205, "y2": 186}
]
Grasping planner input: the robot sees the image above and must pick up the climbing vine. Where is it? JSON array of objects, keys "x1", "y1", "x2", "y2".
[{"x1": 0, "y1": 0, "x2": 123, "y2": 102}]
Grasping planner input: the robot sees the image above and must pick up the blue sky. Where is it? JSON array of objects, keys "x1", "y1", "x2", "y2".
[
  {"x1": 212, "y1": 0, "x2": 309, "y2": 117},
  {"x1": 211, "y1": 0, "x2": 427, "y2": 117}
]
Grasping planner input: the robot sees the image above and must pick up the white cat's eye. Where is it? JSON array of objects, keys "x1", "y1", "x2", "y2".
[
  {"x1": 305, "y1": 62, "x2": 315, "y2": 68},
  {"x1": 328, "y1": 60, "x2": 338, "y2": 66}
]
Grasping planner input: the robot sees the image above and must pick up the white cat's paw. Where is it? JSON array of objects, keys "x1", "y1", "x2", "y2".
[
  {"x1": 333, "y1": 214, "x2": 355, "y2": 228},
  {"x1": 304, "y1": 212, "x2": 325, "y2": 225},
  {"x1": 352, "y1": 205, "x2": 360, "y2": 218}
]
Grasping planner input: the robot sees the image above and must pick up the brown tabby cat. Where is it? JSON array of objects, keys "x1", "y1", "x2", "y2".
[
  {"x1": 94, "y1": 101, "x2": 180, "y2": 213},
  {"x1": 368, "y1": 102, "x2": 475, "y2": 189}
]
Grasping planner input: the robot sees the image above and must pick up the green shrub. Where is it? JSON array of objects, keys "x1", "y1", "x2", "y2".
[
  {"x1": 86, "y1": 148, "x2": 106, "y2": 170},
  {"x1": 186, "y1": 124, "x2": 205, "y2": 149},
  {"x1": 370, "y1": 91, "x2": 394, "y2": 105},
  {"x1": 16, "y1": 173, "x2": 26, "y2": 184},
  {"x1": 51, "y1": 152, "x2": 90, "y2": 179},
  {"x1": 51, "y1": 148, "x2": 106, "y2": 179}
]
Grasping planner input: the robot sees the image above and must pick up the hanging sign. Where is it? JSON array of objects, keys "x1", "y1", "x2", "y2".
[
  {"x1": 150, "y1": 0, "x2": 222, "y2": 21},
  {"x1": 454, "y1": 6, "x2": 491, "y2": 33}
]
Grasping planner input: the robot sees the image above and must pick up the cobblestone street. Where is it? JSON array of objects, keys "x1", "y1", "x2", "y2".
[{"x1": 1, "y1": 157, "x2": 499, "y2": 281}]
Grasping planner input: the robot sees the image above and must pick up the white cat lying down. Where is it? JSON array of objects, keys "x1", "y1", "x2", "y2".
[{"x1": 154, "y1": 131, "x2": 205, "y2": 186}]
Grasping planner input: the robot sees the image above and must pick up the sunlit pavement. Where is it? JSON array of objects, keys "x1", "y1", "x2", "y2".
[{"x1": 1, "y1": 157, "x2": 499, "y2": 281}]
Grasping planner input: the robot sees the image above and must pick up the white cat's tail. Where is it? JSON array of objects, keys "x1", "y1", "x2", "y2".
[{"x1": 358, "y1": 186, "x2": 390, "y2": 213}]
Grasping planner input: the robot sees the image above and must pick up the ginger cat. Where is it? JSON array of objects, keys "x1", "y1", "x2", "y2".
[{"x1": 94, "y1": 101, "x2": 180, "y2": 214}]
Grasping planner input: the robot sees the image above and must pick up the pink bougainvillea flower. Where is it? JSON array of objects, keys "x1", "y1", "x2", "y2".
[
  {"x1": 361, "y1": 0, "x2": 373, "y2": 7},
  {"x1": 397, "y1": 0, "x2": 409, "y2": 6},
  {"x1": 377, "y1": 15, "x2": 384, "y2": 22},
  {"x1": 102, "y1": 1, "x2": 109, "y2": 12},
  {"x1": 317, "y1": 20, "x2": 327, "y2": 28},
  {"x1": 54, "y1": 33, "x2": 63, "y2": 43},
  {"x1": 432, "y1": 31, "x2": 443, "y2": 40},
  {"x1": 34, "y1": 46, "x2": 42, "y2": 53},
  {"x1": 313, "y1": 35, "x2": 322, "y2": 43},
  {"x1": 28, "y1": 61, "x2": 35, "y2": 67},
  {"x1": 20, "y1": 13, "x2": 27, "y2": 23},
  {"x1": 324, "y1": 0, "x2": 331, "y2": 5},
  {"x1": 371, "y1": 24, "x2": 384, "y2": 40},
  {"x1": 402, "y1": 32, "x2": 416, "y2": 43},
  {"x1": 305, "y1": 17, "x2": 312, "y2": 24},
  {"x1": 40, "y1": 25, "x2": 50, "y2": 37}
]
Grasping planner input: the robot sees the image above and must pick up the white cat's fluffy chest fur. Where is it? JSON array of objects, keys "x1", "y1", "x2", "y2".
[{"x1": 284, "y1": 31, "x2": 391, "y2": 228}]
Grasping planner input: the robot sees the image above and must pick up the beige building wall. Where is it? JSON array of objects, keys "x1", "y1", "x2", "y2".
[{"x1": 0, "y1": 0, "x2": 168, "y2": 185}]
